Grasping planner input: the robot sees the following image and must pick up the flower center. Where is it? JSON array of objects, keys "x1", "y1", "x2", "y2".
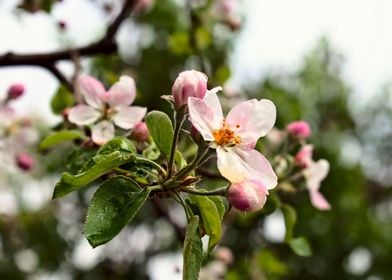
[{"x1": 213, "y1": 122, "x2": 241, "y2": 146}]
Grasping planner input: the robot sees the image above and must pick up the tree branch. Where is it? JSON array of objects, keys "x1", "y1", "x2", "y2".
[{"x1": 0, "y1": 0, "x2": 139, "y2": 91}]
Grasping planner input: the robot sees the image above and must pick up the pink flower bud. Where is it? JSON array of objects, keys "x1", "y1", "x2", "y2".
[
  {"x1": 172, "y1": 70, "x2": 208, "y2": 108},
  {"x1": 7, "y1": 83, "x2": 25, "y2": 100},
  {"x1": 214, "y1": 247, "x2": 234, "y2": 265},
  {"x1": 286, "y1": 120, "x2": 311, "y2": 139},
  {"x1": 295, "y1": 144, "x2": 314, "y2": 167},
  {"x1": 227, "y1": 180, "x2": 268, "y2": 212},
  {"x1": 16, "y1": 153, "x2": 34, "y2": 171},
  {"x1": 132, "y1": 122, "x2": 149, "y2": 142}
]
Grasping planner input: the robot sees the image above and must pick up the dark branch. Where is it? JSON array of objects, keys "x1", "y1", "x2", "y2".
[
  {"x1": 105, "y1": 0, "x2": 139, "y2": 42},
  {"x1": 0, "y1": 0, "x2": 139, "y2": 91}
]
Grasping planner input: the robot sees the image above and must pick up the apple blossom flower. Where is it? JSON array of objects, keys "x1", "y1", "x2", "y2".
[
  {"x1": 295, "y1": 144, "x2": 331, "y2": 210},
  {"x1": 188, "y1": 91, "x2": 277, "y2": 188},
  {"x1": 68, "y1": 75, "x2": 146, "y2": 145},
  {"x1": 286, "y1": 120, "x2": 311, "y2": 139},
  {"x1": 227, "y1": 180, "x2": 268, "y2": 212},
  {"x1": 7, "y1": 83, "x2": 25, "y2": 100},
  {"x1": 172, "y1": 70, "x2": 208, "y2": 109}
]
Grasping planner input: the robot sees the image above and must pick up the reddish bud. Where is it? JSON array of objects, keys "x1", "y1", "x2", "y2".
[
  {"x1": 172, "y1": 70, "x2": 208, "y2": 109},
  {"x1": 227, "y1": 180, "x2": 268, "y2": 212},
  {"x1": 131, "y1": 122, "x2": 149, "y2": 142},
  {"x1": 7, "y1": 83, "x2": 25, "y2": 100},
  {"x1": 58, "y1": 20, "x2": 67, "y2": 30},
  {"x1": 16, "y1": 153, "x2": 34, "y2": 171},
  {"x1": 286, "y1": 120, "x2": 311, "y2": 139}
]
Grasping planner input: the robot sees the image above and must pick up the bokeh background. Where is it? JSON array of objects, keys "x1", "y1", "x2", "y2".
[{"x1": 0, "y1": 0, "x2": 391, "y2": 279}]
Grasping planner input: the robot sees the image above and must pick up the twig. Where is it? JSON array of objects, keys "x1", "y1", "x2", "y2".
[{"x1": 0, "y1": 0, "x2": 139, "y2": 91}]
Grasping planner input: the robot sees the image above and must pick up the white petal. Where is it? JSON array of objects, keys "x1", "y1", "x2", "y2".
[
  {"x1": 91, "y1": 121, "x2": 115, "y2": 145},
  {"x1": 188, "y1": 97, "x2": 216, "y2": 141},
  {"x1": 68, "y1": 105, "x2": 101, "y2": 125},
  {"x1": 304, "y1": 159, "x2": 330, "y2": 191},
  {"x1": 78, "y1": 76, "x2": 106, "y2": 109},
  {"x1": 107, "y1": 75, "x2": 136, "y2": 109},
  {"x1": 216, "y1": 147, "x2": 278, "y2": 189},
  {"x1": 226, "y1": 99, "x2": 276, "y2": 148},
  {"x1": 203, "y1": 91, "x2": 223, "y2": 125},
  {"x1": 112, "y1": 106, "x2": 147, "y2": 130}
]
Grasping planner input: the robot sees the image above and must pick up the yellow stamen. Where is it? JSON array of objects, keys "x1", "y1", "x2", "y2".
[{"x1": 213, "y1": 121, "x2": 241, "y2": 146}]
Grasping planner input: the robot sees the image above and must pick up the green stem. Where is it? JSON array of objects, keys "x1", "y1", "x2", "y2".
[
  {"x1": 176, "y1": 146, "x2": 210, "y2": 179},
  {"x1": 181, "y1": 187, "x2": 227, "y2": 196},
  {"x1": 149, "y1": 185, "x2": 163, "y2": 192},
  {"x1": 167, "y1": 112, "x2": 186, "y2": 178},
  {"x1": 171, "y1": 191, "x2": 193, "y2": 221}
]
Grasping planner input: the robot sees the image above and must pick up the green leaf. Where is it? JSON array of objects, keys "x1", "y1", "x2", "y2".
[
  {"x1": 51, "y1": 85, "x2": 75, "y2": 115},
  {"x1": 289, "y1": 237, "x2": 312, "y2": 257},
  {"x1": 145, "y1": 111, "x2": 174, "y2": 159},
  {"x1": 183, "y1": 215, "x2": 203, "y2": 280},
  {"x1": 175, "y1": 150, "x2": 187, "y2": 169},
  {"x1": 190, "y1": 195, "x2": 222, "y2": 253},
  {"x1": 53, "y1": 151, "x2": 133, "y2": 198},
  {"x1": 281, "y1": 204, "x2": 297, "y2": 242},
  {"x1": 84, "y1": 176, "x2": 150, "y2": 247},
  {"x1": 98, "y1": 137, "x2": 136, "y2": 155},
  {"x1": 39, "y1": 130, "x2": 86, "y2": 150},
  {"x1": 120, "y1": 155, "x2": 164, "y2": 184},
  {"x1": 208, "y1": 196, "x2": 228, "y2": 221},
  {"x1": 142, "y1": 140, "x2": 161, "y2": 160},
  {"x1": 66, "y1": 148, "x2": 97, "y2": 174}
]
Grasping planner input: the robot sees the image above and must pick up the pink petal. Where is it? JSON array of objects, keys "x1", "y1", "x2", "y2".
[
  {"x1": 68, "y1": 105, "x2": 101, "y2": 125},
  {"x1": 106, "y1": 75, "x2": 137, "y2": 109},
  {"x1": 295, "y1": 144, "x2": 314, "y2": 167},
  {"x1": 226, "y1": 99, "x2": 276, "y2": 148},
  {"x1": 188, "y1": 97, "x2": 217, "y2": 142},
  {"x1": 216, "y1": 147, "x2": 277, "y2": 189},
  {"x1": 112, "y1": 106, "x2": 147, "y2": 130},
  {"x1": 203, "y1": 91, "x2": 223, "y2": 124},
  {"x1": 78, "y1": 75, "x2": 106, "y2": 109},
  {"x1": 91, "y1": 121, "x2": 115, "y2": 145},
  {"x1": 304, "y1": 159, "x2": 330, "y2": 191},
  {"x1": 309, "y1": 189, "x2": 331, "y2": 210}
]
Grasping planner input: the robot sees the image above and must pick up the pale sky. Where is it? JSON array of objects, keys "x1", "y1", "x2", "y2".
[{"x1": 1, "y1": 0, "x2": 392, "y2": 122}]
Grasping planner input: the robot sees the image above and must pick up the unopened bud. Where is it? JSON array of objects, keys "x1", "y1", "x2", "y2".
[
  {"x1": 227, "y1": 180, "x2": 268, "y2": 212},
  {"x1": 172, "y1": 70, "x2": 208, "y2": 109},
  {"x1": 214, "y1": 247, "x2": 234, "y2": 265},
  {"x1": 286, "y1": 120, "x2": 311, "y2": 139},
  {"x1": 132, "y1": 122, "x2": 149, "y2": 142},
  {"x1": 16, "y1": 153, "x2": 34, "y2": 171},
  {"x1": 7, "y1": 83, "x2": 25, "y2": 100}
]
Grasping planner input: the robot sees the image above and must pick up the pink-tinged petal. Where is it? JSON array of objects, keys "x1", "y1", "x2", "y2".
[
  {"x1": 309, "y1": 189, "x2": 331, "y2": 210},
  {"x1": 304, "y1": 159, "x2": 330, "y2": 191},
  {"x1": 112, "y1": 106, "x2": 147, "y2": 130},
  {"x1": 207, "y1": 86, "x2": 223, "y2": 95},
  {"x1": 295, "y1": 144, "x2": 314, "y2": 167},
  {"x1": 188, "y1": 97, "x2": 216, "y2": 142},
  {"x1": 68, "y1": 105, "x2": 101, "y2": 125},
  {"x1": 226, "y1": 99, "x2": 276, "y2": 148},
  {"x1": 216, "y1": 147, "x2": 278, "y2": 189},
  {"x1": 107, "y1": 75, "x2": 136, "y2": 108},
  {"x1": 203, "y1": 91, "x2": 223, "y2": 125},
  {"x1": 78, "y1": 75, "x2": 106, "y2": 109},
  {"x1": 91, "y1": 121, "x2": 115, "y2": 145}
]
